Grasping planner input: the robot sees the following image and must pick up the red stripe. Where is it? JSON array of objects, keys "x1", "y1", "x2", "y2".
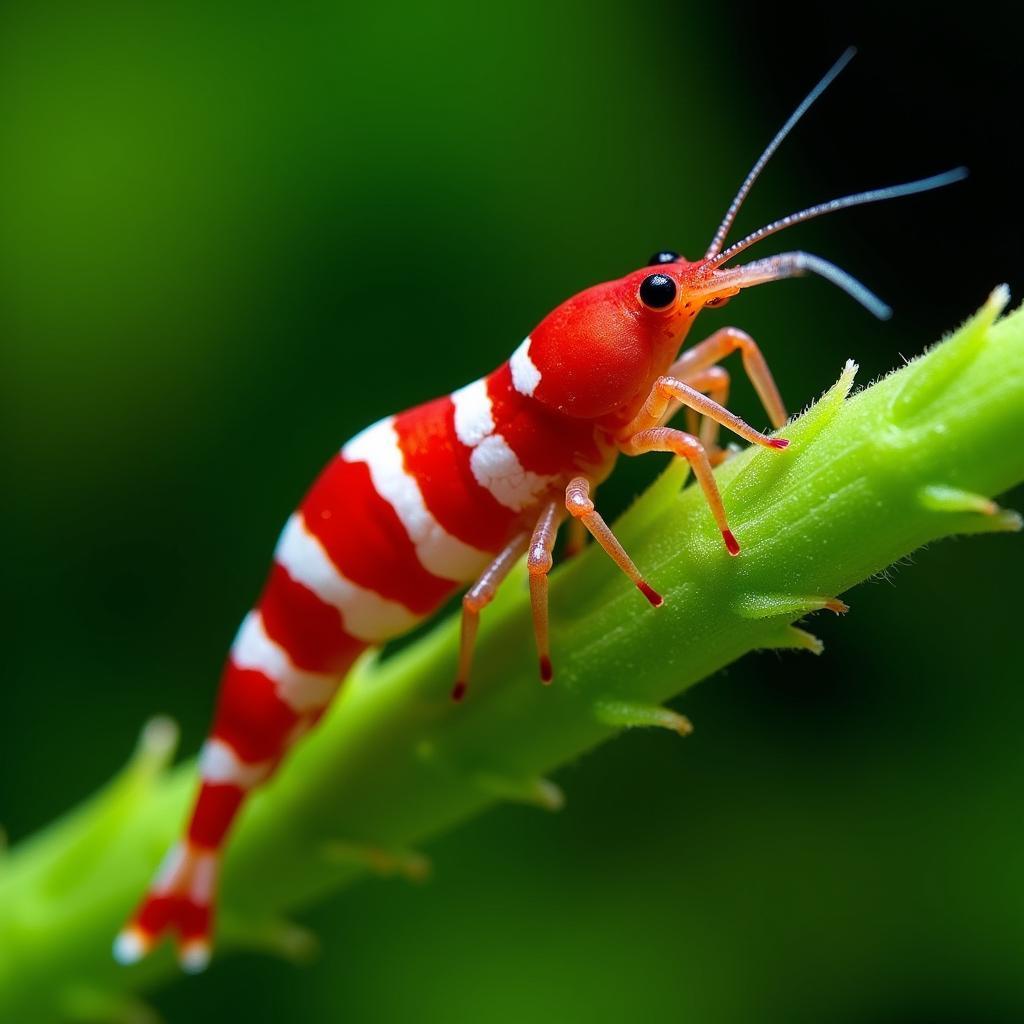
[
  {"x1": 258, "y1": 563, "x2": 365, "y2": 674},
  {"x1": 300, "y1": 455, "x2": 455, "y2": 615},
  {"x1": 487, "y1": 363, "x2": 605, "y2": 474},
  {"x1": 393, "y1": 396, "x2": 517, "y2": 551},
  {"x1": 187, "y1": 783, "x2": 245, "y2": 849},
  {"x1": 210, "y1": 662, "x2": 301, "y2": 763},
  {"x1": 136, "y1": 893, "x2": 212, "y2": 941}
]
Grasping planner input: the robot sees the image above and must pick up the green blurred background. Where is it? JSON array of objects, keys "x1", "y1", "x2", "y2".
[{"x1": 3, "y1": 2, "x2": 1022, "y2": 1021}]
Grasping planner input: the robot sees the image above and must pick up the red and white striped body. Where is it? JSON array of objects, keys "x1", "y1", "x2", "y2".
[
  {"x1": 116, "y1": 47, "x2": 962, "y2": 973},
  {"x1": 116, "y1": 333, "x2": 620, "y2": 970}
]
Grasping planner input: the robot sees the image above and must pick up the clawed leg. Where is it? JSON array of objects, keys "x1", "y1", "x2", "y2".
[
  {"x1": 565, "y1": 477, "x2": 663, "y2": 606},
  {"x1": 676, "y1": 366, "x2": 731, "y2": 457},
  {"x1": 620, "y1": 427, "x2": 749, "y2": 555},
  {"x1": 617, "y1": 366, "x2": 791, "y2": 557},
  {"x1": 528, "y1": 501, "x2": 565, "y2": 683},
  {"x1": 453, "y1": 532, "x2": 529, "y2": 701},
  {"x1": 621, "y1": 375, "x2": 790, "y2": 453},
  {"x1": 669, "y1": 326, "x2": 788, "y2": 430}
]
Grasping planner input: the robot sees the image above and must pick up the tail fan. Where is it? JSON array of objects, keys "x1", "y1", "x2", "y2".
[{"x1": 114, "y1": 841, "x2": 220, "y2": 973}]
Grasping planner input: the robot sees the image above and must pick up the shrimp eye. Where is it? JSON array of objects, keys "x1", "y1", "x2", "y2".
[
  {"x1": 638, "y1": 273, "x2": 677, "y2": 310},
  {"x1": 647, "y1": 250, "x2": 680, "y2": 266}
]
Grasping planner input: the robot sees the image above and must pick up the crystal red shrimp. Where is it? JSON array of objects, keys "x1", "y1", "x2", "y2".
[{"x1": 115, "y1": 48, "x2": 964, "y2": 972}]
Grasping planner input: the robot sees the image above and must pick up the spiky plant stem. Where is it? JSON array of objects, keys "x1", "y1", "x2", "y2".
[{"x1": 1, "y1": 289, "x2": 1022, "y2": 1022}]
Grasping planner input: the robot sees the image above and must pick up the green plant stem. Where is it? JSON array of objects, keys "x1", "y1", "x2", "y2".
[{"x1": 2, "y1": 290, "x2": 1023, "y2": 1021}]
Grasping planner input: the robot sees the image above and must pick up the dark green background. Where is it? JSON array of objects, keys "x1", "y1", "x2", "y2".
[{"x1": 3, "y1": 3, "x2": 1022, "y2": 1021}]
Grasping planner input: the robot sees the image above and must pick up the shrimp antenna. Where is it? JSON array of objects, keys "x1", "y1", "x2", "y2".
[
  {"x1": 713, "y1": 251, "x2": 894, "y2": 320},
  {"x1": 705, "y1": 167, "x2": 968, "y2": 271},
  {"x1": 704, "y1": 46, "x2": 856, "y2": 260}
]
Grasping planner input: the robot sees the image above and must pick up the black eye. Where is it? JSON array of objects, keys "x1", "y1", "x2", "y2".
[
  {"x1": 647, "y1": 250, "x2": 680, "y2": 266},
  {"x1": 639, "y1": 273, "x2": 677, "y2": 309}
]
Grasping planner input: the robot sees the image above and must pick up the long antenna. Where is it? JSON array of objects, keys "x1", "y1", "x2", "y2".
[
  {"x1": 705, "y1": 168, "x2": 968, "y2": 271},
  {"x1": 714, "y1": 251, "x2": 893, "y2": 320},
  {"x1": 704, "y1": 47, "x2": 856, "y2": 260}
]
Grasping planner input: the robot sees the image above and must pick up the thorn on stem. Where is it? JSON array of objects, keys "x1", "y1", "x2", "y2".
[{"x1": 593, "y1": 700, "x2": 693, "y2": 736}]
